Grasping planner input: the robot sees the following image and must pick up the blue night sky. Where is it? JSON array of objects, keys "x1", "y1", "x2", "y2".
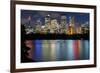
[{"x1": 21, "y1": 10, "x2": 89, "y2": 27}]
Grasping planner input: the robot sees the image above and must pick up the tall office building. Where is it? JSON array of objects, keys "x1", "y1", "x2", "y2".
[
  {"x1": 45, "y1": 14, "x2": 51, "y2": 25},
  {"x1": 60, "y1": 15, "x2": 67, "y2": 33},
  {"x1": 45, "y1": 14, "x2": 51, "y2": 32},
  {"x1": 61, "y1": 15, "x2": 67, "y2": 28},
  {"x1": 67, "y1": 16, "x2": 75, "y2": 35},
  {"x1": 81, "y1": 24, "x2": 89, "y2": 34},
  {"x1": 76, "y1": 26, "x2": 82, "y2": 34},
  {"x1": 35, "y1": 19, "x2": 42, "y2": 33},
  {"x1": 36, "y1": 19, "x2": 42, "y2": 25},
  {"x1": 50, "y1": 19, "x2": 59, "y2": 33}
]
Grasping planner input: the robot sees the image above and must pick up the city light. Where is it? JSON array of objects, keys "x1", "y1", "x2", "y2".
[{"x1": 23, "y1": 14, "x2": 89, "y2": 35}]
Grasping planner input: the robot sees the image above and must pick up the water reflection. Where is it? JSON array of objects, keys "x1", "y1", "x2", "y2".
[{"x1": 25, "y1": 40, "x2": 90, "y2": 62}]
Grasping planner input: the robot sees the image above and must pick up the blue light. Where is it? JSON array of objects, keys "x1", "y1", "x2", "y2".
[{"x1": 33, "y1": 40, "x2": 42, "y2": 62}]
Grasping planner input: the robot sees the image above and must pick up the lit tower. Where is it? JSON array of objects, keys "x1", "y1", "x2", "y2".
[
  {"x1": 28, "y1": 16, "x2": 31, "y2": 25},
  {"x1": 60, "y1": 15, "x2": 67, "y2": 33},
  {"x1": 35, "y1": 19, "x2": 42, "y2": 33},
  {"x1": 67, "y1": 16, "x2": 75, "y2": 35},
  {"x1": 36, "y1": 19, "x2": 42, "y2": 25},
  {"x1": 50, "y1": 19, "x2": 59, "y2": 33},
  {"x1": 45, "y1": 14, "x2": 51, "y2": 31},
  {"x1": 45, "y1": 14, "x2": 51, "y2": 25}
]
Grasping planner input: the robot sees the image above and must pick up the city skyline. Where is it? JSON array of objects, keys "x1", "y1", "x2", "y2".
[
  {"x1": 21, "y1": 10, "x2": 90, "y2": 35},
  {"x1": 21, "y1": 10, "x2": 89, "y2": 27}
]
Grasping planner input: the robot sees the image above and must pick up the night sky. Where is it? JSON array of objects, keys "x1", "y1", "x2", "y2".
[{"x1": 21, "y1": 10, "x2": 89, "y2": 27}]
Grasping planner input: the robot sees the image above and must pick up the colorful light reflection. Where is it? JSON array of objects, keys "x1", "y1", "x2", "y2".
[{"x1": 24, "y1": 40, "x2": 90, "y2": 62}]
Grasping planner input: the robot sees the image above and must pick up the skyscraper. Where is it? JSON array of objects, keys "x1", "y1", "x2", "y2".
[
  {"x1": 35, "y1": 19, "x2": 42, "y2": 33},
  {"x1": 45, "y1": 14, "x2": 51, "y2": 33},
  {"x1": 67, "y1": 16, "x2": 75, "y2": 35},
  {"x1": 45, "y1": 14, "x2": 51, "y2": 25},
  {"x1": 61, "y1": 15, "x2": 67, "y2": 27},
  {"x1": 60, "y1": 15, "x2": 67, "y2": 33},
  {"x1": 50, "y1": 19, "x2": 59, "y2": 33}
]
